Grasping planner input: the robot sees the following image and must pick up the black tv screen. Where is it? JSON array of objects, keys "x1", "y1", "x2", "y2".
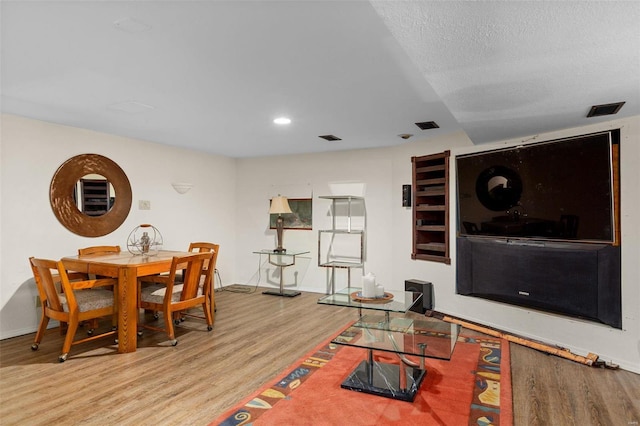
[{"x1": 456, "y1": 130, "x2": 618, "y2": 243}]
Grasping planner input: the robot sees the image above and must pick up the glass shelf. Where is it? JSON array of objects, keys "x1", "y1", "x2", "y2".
[{"x1": 317, "y1": 287, "x2": 422, "y2": 314}]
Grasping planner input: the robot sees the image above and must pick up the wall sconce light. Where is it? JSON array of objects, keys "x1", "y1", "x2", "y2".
[
  {"x1": 269, "y1": 195, "x2": 292, "y2": 253},
  {"x1": 172, "y1": 182, "x2": 193, "y2": 194}
]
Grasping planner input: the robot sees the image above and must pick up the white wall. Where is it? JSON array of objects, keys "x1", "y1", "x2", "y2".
[
  {"x1": 234, "y1": 118, "x2": 640, "y2": 373},
  {"x1": 234, "y1": 131, "x2": 470, "y2": 293},
  {"x1": 0, "y1": 114, "x2": 237, "y2": 337},
  {"x1": 2, "y1": 113, "x2": 638, "y2": 373}
]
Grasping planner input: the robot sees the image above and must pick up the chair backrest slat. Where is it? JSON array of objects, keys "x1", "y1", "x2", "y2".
[
  {"x1": 171, "y1": 252, "x2": 213, "y2": 301},
  {"x1": 78, "y1": 245, "x2": 121, "y2": 256},
  {"x1": 187, "y1": 242, "x2": 219, "y2": 295},
  {"x1": 30, "y1": 257, "x2": 65, "y2": 312}
]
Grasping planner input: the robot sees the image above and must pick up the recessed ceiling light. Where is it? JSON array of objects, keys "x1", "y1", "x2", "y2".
[{"x1": 273, "y1": 117, "x2": 291, "y2": 125}]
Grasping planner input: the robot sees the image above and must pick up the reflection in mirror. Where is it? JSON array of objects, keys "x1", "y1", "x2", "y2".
[
  {"x1": 74, "y1": 174, "x2": 116, "y2": 217},
  {"x1": 50, "y1": 154, "x2": 132, "y2": 237}
]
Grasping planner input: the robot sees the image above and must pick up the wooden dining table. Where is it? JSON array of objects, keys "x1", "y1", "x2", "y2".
[{"x1": 62, "y1": 250, "x2": 192, "y2": 353}]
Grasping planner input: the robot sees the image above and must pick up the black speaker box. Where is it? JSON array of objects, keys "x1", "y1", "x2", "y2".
[
  {"x1": 405, "y1": 279, "x2": 433, "y2": 313},
  {"x1": 456, "y1": 237, "x2": 621, "y2": 329},
  {"x1": 402, "y1": 184, "x2": 411, "y2": 207}
]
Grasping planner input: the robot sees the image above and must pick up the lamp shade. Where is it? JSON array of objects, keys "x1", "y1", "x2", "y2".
[{"x1": 269, "y1": 195, "x2": 293, "y2": 214}]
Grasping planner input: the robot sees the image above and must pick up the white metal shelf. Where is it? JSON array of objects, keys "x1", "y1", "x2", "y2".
[{"x1": 318, "y1": 195, "x2": 366, "y2": 294}]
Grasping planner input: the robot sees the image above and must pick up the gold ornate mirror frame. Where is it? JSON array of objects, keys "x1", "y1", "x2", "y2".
[{"x1": 50, "y1": 154, "x2": 132, "y2": 237}]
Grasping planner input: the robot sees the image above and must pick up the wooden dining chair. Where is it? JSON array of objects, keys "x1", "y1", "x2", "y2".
[
  {"x1": 169, "y1": 242, "x2": 220, "y2": 326},
  {"x1": 187, "y1": 242, "x2": 219, "y2": 318},
  {"x1": 29, "y1": 257, "x2": 118, "y2": 362},
  {"x1": 77, "y1": 245, "x2": 121, "y2": 330},
  {"x1": 137, "y1": 252, "x2": 214, "y2": 346}
]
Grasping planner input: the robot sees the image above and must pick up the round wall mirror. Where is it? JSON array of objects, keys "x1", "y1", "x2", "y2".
[
  {"x1": 475, "y1": 165, "x2": 522, "y2": 211},
  {"x1": 50, "y1": 154, "x2": 132, "y2": 237}
]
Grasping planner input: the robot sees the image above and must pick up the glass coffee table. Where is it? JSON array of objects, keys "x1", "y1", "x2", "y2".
[{"x1": 318, "y1": 287, "x2": 460, "y2": 402}]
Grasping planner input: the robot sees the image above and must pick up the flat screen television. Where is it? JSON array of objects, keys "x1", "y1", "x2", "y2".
[{"x1": 456, "y1": 130, "x2": 619, "y2": 243}]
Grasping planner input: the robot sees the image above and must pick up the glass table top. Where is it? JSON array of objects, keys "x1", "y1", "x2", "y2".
[
  {"x1": 252, "y1": 249, "x2": 310, "y2": 256},
  {"x1": 332, "y1": 314, "x2": 460, "y2": 360},
  {"x1": 317, "y1": 287, "x2": 423, "y2": 314}
]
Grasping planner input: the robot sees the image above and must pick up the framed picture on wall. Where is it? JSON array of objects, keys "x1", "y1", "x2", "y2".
[{"x1": 269, "y1": 198, "x2": 312, "y2": 230}]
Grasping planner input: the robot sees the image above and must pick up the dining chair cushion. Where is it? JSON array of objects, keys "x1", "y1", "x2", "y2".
[
  {"x1": 141, "y1": 284, "x2": 185, "y2": 304},
  {"x1": 141, "y1": 282, "x2": 206, "y2": 305},
  {"x1": 58, "y1": 289, "x2": 115, "y2": 313}
]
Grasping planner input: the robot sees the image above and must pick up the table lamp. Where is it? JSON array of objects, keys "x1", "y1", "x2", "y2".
[{"x1": 270, "y1": 195, "x2": 292, "y2": 253}]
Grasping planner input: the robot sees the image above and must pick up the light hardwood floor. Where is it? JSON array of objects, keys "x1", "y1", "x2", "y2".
[{"x1": 0, "y1": 287, "x2": 638, "y2": 425}]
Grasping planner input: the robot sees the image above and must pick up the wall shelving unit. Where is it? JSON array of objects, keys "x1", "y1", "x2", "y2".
[
  {"x1": 412, "y1": 151, "x2": 450, "y2": 264},
  {"x1": 318, "y1": 195, "x2": 365, "y2": 294}
]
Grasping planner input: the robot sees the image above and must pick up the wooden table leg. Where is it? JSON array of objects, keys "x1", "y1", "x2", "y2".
[{"x1": 117, "y1": 266, "x2": 138, "y2": 353}]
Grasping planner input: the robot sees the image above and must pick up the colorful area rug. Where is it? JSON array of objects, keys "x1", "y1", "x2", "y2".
[{"x1": 213, "y1": 323, "x2": 512, "y2": 426}]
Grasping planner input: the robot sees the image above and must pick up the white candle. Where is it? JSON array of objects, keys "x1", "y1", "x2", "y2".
[
  {"x1": 362, "y1": 273, "x2": 376, "y2": 298},
  {"x1": 375, "y1": 284, "x2": 384, "y2": 298}
]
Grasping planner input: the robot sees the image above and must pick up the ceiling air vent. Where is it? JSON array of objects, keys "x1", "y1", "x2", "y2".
[
  {"x1": 415, "y1": 121, "x2": 440, "y2": 130},
  {"x1": 319, "y1": 135, "x2": 342, "y2": 141},
  {"x1": 587, "y1": 102, "x2": 625, "y2": 117}
]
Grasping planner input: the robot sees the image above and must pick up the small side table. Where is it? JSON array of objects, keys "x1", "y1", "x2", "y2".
[{"x1": 253, "y1": 249, "x2": 310, "y2": 297}]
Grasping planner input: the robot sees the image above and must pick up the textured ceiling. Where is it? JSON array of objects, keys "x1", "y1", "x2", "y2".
[
  {"x1": 372, "y1": 1, "x2": 640, "y2": 144},
  {"x1": 2, "y1": 1, "x2": 639, "y2": 158}
]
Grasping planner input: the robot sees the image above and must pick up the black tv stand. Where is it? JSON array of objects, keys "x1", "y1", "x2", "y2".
[{"x1": 457, "y1": 237, "x2": 621, "y2": 328}]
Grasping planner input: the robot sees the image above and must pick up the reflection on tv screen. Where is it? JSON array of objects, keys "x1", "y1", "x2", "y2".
[{"x1": 456, "y1": 130, "x2": 617, "y2": 243}]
